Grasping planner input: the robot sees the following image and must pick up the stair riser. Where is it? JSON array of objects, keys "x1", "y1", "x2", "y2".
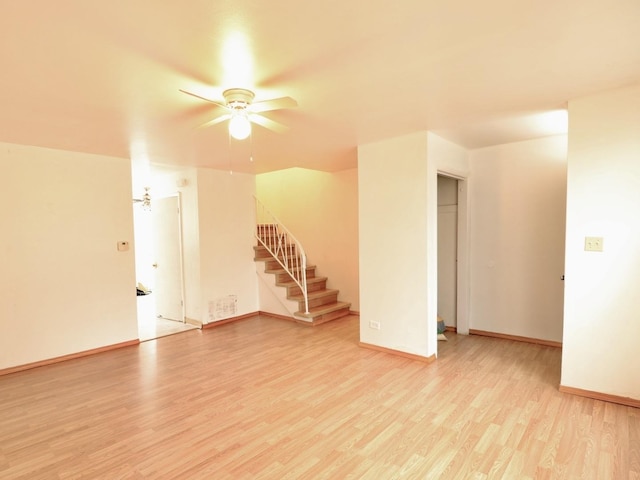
[
  {"x1": 254, "y1": 247, "x2": 272, "y2": 255},
  {"x1": 264, "y1": 258, "x2": 305, "y2": 271},
  {"x1": 275, "y1": 270, "x2": 315, "y2": 283},
  {"x1": 311, "y1": 307, "x2": 351, "y2": 325},
  {"x1": 255, "y1": 246, "x2": 299, "y2": 264},
  {"x1": 257, "y1": 243, "x2": 297, "y2": 255},
  {"x1": 299, "y1": 293, "x2": 339, "y2": 311},
  {"x1": 287, "y1": 281, "x2": 326, "y2": 296},
  {"x1": 255, "y1": 247, "x2": 297, "y2": 259},
  {"x1": 256, "y1": 235, "x2": 296, "y2": 248}
]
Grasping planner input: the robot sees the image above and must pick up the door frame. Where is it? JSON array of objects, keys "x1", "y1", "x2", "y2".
[
  {"x1": 437, "y1": 171, "x2": 469, "y2": 335},
  {"x1": 153, "y1": 192, "x2": 186, "y2": 323}
]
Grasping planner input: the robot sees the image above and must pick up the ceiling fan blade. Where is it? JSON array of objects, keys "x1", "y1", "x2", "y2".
[
  {"x1": 198, "y1": 114, "x2": 231, "y2": 129},
  {"x1": 249, "y1": 113, "x2": 289, "y2": 133},
  {"x1": 179, "y1": 89, "x2": 227, "y2": 109},
  {"x1": 250, "y1": 96, "x2": 297, "y2": 113}
]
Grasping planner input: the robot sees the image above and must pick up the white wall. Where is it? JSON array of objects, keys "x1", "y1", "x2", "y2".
[
  {"x1": 0, "y1": 143, "x2": 138, "y2": 370},
  {"x1": 256, "y1": 168, "x2": 359, "y2": 312},
  {"x1": 197, "y1": 169, "x2": 258, "y2": 323},
  {"x1": 358, "y1": 132, "x2": 433, "y2": 357},
  {"x1": 468, "y1": 136, "x2": 567, "y2": 342},
  {"x1": 430, "y1": 133, "x2": 470, "y2": 179},
  {"x1": 562, "y1": 84, "x2": 640, "y2": 400}
]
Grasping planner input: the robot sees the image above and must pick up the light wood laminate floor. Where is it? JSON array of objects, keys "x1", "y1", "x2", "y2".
[{"x1": 0, "y1": 315, "x2": 638, "y2": 479}]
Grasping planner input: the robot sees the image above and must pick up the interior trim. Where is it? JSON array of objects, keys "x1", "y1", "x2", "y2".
[
  {"x1": 469, "y1": 329, "x2": 562, "y2": 348},
  {"x1": 185, "y1": 317, "x2": 203, "y2": 328},
  {"x1": 359, "y1": 342, "x2": 436, "y2": 363},
  {"x1": 559, "y1": 385, "x2": 640, "y2": 409},
  {"x1": 257, "y1": 311, "x2": 297, "y2": 322},
  {"x1": 202, "y1": 311, "x2": 261, "y2": 329},
  {"x1": 0, "y1": 339, "x2": 140, "y2": 377}
]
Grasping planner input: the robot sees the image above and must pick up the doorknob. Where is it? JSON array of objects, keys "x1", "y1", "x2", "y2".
[{"x1": 152, "y1": 263, "x2": 158, "y2": 268}]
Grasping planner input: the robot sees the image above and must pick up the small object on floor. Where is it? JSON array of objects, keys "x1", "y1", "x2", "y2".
[
  {"x1": 137, "y1": 282, "x2": 152, "y2": 295},
  {"x1": 437, "y1": 314, "x2": 447, "y2": 340}
]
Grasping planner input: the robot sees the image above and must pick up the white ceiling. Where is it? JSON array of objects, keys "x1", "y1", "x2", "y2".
[{"x1": 1, "y1": 0, "x2": 639, "y2": 174}]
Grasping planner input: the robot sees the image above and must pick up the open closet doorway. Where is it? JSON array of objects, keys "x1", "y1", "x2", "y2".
[
  {"x1": 436, "y1": 171, "x2": 469, "y2": 336},
  {"x1": 437, "y1": 175, "x2": 459, "y2": 331}
]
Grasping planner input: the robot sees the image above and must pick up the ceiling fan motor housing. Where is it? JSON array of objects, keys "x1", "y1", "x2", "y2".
[{"x1": 223, "y1": 88, "x2": 255, "y2": 110}]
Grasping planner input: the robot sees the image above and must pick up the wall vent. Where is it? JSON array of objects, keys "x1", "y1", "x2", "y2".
[{"x1": 209, "y1": 295, "x2": 238, "y2": 321}]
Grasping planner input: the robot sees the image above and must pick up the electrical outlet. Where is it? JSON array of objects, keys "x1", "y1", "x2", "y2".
[
  {"x1": 369, "y1": 321, "x2": 381, "y2": 330},
  {"x1": 584, "y1": 236, "x2": 603, "y2": 252}
]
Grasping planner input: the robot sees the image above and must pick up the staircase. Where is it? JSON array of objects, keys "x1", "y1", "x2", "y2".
[{"x1": 253, "y1": 199, "x2": 351, "y2": 325}]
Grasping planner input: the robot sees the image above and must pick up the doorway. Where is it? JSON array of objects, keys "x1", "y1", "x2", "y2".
[
  {"x1": 133, "y1": 192, "x2": 194, "y2": 341},
  {"x1": 436, "y1": 172, "x2": 469, "y2": 335},
  {"x1": 437, "y1": 175, "x2": 458, "y2": 330}
]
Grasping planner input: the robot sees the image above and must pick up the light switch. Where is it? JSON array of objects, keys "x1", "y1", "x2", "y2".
[
  {"x1": 584, "y1": 236, "x2": 603, "y2": 252},
  {"x1": 117, "y1": 241, "x2": 130, "y2": 252}
]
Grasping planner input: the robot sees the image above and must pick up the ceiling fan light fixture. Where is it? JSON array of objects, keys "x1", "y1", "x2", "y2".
[
  {"x1": 180, "y1": 86, "x2": 294, "y2": 137},
  {"x1": 229, "y1": 113, "x2": 251, "y2": 140}
]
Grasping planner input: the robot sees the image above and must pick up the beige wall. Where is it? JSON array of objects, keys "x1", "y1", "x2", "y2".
[
  {"x1": 358, "y1": 132, "x2": 433, "y2": 357},
  {"x1": 469, "y1": 136, "x2": 568, "y2": 342},
  {"x1": 0, "y1": 143, "x2": 138, "y2": 370},
  {"x1": 562, "y1": 84, "x2": 640, "y2": 400},
  {"x1": 256, "y1": 167, "x2": 359, "y2": 312},
  {"x1": 198, "y1": 168, "x2": 258, "y2": 323}
]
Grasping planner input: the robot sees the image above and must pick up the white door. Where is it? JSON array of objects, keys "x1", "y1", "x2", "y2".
[{"x1": 152, "y1": 195, "x2": 184, "y2": 322}]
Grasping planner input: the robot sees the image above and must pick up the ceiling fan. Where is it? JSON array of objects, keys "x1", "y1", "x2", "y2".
[{"x1": 179, "y1": 87, "x2": 297, "y2": 139}]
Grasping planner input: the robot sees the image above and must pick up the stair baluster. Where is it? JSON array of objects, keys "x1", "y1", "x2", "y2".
[{"x1": 254, "y1": 197, "x2": 309, "y2": 314}]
